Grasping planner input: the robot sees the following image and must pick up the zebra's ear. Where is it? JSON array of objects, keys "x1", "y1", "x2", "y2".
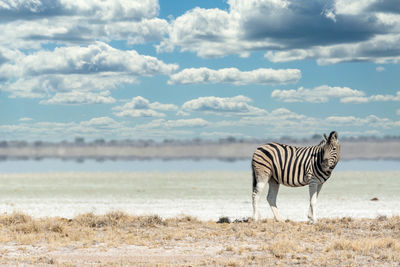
[
  {"x1": 328, "y1": 131, "x2": 338, "y2": 142},
  {"x1": 323, "y1": 133, "x2": 328, "y2": 141}
]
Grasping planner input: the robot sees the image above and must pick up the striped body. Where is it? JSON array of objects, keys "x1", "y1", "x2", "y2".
[{"x1": 252, "y1": 142, "x2": 332, "y2": 187}]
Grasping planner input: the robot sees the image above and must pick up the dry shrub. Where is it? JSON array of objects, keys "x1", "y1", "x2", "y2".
[
  {"x1": 73, "y1": 211, "x2": 129, "y2": 228},
  {"x1": 102, "y1": 211, "x2": 129, "y2": 227},
  {"x1": 137, "y1": 215, "x2": 165, "y2": 227},
  {"x1": 0, "y1": 213, "x2": 42, "y2": 234},
  {"x1": 14, "y1": 221, "x2": 40, "y2": 234},
  {"x1": 74, "y1": 212, "x2": 99, "y2": 228},
  {"x1": 48, "y1": 221, "x2": 64, "y2": 234},
  {"x1": 73, "y1": 212, "x2": 165, "y2": 228},
  {"x1": 0, "y1": 212, "x2": 33, "y2": 226}
]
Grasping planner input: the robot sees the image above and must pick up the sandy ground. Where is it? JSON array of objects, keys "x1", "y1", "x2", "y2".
[
  {"x1": 2, "y1": 243, "x2": 226, "y2": 266},
  {"x1": 1, "y1": 212, "x2": 400, "y2": 266}
]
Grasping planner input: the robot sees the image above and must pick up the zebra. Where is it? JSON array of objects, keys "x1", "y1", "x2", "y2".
[{"x1": 251, "y1": 131, "x2": 340, "y2": 223}]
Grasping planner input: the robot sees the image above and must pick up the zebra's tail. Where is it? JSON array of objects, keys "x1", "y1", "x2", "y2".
[{"x1": 252, "y1": 166, "x2": 257, "y2": 191}]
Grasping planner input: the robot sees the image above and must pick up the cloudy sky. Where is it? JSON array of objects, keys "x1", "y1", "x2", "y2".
[{"x1": 0, "y1": 0, "x2": 399, "y2": 141}]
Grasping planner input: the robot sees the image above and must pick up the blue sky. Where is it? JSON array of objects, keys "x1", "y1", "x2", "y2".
[{"x1": 0, "y1": 0, "x2": 399, "y2": 141}]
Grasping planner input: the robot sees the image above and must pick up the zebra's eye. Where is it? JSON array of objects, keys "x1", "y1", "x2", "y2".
[{"x1": 332, "y1": 147, "x2": 336, "y2": 150}]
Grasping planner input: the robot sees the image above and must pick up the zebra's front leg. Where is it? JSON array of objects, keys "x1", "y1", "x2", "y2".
[
  {"x1": 308, "y1": 180, "x2": 323, "y2": 224},
  {"x1": 267, "y1": 179, "x2": 283, "y2": 222}
]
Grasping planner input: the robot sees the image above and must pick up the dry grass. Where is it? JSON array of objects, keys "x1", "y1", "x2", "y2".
[{"x1": 1, "y1": 212, "x2": 400, "y2": 266}]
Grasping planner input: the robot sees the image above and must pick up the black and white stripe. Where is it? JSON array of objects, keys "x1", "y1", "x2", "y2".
[{"x1": 251, "y1": 131, "x2": 340, "y2": 223}]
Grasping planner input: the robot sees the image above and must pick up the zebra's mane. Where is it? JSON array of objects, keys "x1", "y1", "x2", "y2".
[{"x1": 318, "y1": 139, "x2": 327, "y2": 146}]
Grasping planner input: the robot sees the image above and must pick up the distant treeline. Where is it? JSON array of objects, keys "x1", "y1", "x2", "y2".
[
  {"x1": 1, "y1": 135, "x2": 400, "y2": 161},
  {"x1": 1, "y1": 134, "x2": 400, "y2": 148}
]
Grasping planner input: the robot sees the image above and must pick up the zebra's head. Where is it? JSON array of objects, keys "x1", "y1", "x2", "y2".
[{"x1": 321, "y1": 131, "x2": 340, "y2": 171}]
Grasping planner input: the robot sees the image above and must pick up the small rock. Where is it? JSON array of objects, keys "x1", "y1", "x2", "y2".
[
  {"x1": 233, "y1": 217, "x2": 250, "y2": 223},
  {"x1": 370, "y1": 197, "x2": 379, "y2": 201},
  {"x1": 217, "y1": 217, "x2": 230, "y2": 223}
]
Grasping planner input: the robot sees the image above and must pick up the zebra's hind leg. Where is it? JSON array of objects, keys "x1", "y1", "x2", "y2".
[
  {"x1": 252, "y1": 181, "x2": 266, "y2": 221},
  {"x1": 252, "y1": 171, "x2": 268, "y2": 221},
  {"x1": 267, "y1": 179, "x2": 284, "y2": 222}
]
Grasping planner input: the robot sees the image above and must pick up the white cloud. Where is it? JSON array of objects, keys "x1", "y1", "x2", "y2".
[
  {"x1": 338, "y1": 96, "x2": 369, "y2": 104},
  {"x1": 2, "y1": 74, "x2": 137, "y2": 99},
  {"x1": 226, "y1": 108, "x2": 317, "y2": 129},
  {"x1": 397, "y1": 109, "x2": 400, "y2": 116},
  {"x1": 176, "y1": 110, "x2": 190, "y2": 116},
  {"x1": 156, "y1": 7, "x2": 240, "y2": 57},
  {"x1": 80, "y1": 117, "x2": 121, "y2": 129},
  {"x1": 150, "y1": 102, "x2": 179, "y2": 111},
  {"x1": 105, "y1": 18, "x2": 169, "y2": 44},
  {"x1": 137, "y1": 118, "x2": 209, "y2": 129},
  {"x1": 0, "y1": 0, "x2": 160, "y2": 21},
  {"x1": 0, "y1": 0, "x2": 166, "y2": 49},
  {"x1": 181, "y1": 95, "x2": 267, "y2": 116},
  {"x1": 168, "y1": 67, "x2": 301, "y2": 85},
  {"x1": 159, "y1": 0, "x2": 400, "y2": 64},
  {"x1": 112, "y1": 96, "x2": 178, "y2": 118},
  {"x1": 326, "y1": 116, "x2": 359, "y2": 125},
  {"x1": 19, "y1": 117, "x2": 33, "y2": 122},
  {"x1": 0, "y1": 116, "x2": 125, "y2": 141},
  {"x1": 200, "y1": 131, "x2": 247, "y2": 138},
  {"x1": 333, "y1": 0, "x2": 375, "y2": 15},
  {"x1": 0, "y1": 18, "x2": 168, "y2": 50},
  {"x1": 340, "y1": 91, "x2": 400, "y2": 103},
  {"x1": 114, "y1": 109, "x2": 166, "y2": 118},
  {"x1": 161, "y1": 118, "x2": 209, "y2": 128},
  {"x1": 376, "y1": 66, "x2": 385, "y2": 72},
  {"x1": 265, "y1": 34, "x2": 400, "y2": 65},
  {"x1": 0, "y1": 42, "x2": 178, "y2": 101},
  {"x1": 40, "y1": 90, "x2": 116, "y2": 105},
  {"x1": 271, "y1": 85, "x2": 365, "y2": 103},
  {"x1": 5, "y1": 42, "x2": 177, "y2": 77},
  {"x1": 272, "y1": 86, "x2": 400, "y2": 104},
  {"x1": 326, "y1": 115, "x2": 400, "y2": 128}
]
